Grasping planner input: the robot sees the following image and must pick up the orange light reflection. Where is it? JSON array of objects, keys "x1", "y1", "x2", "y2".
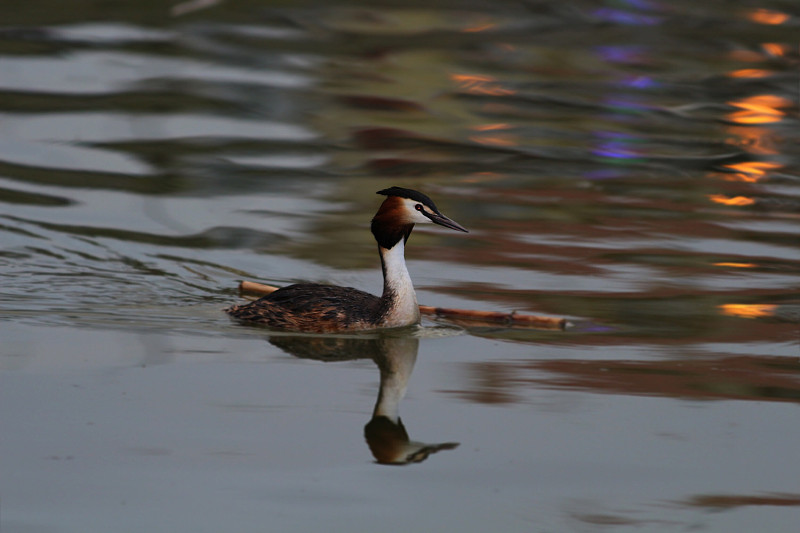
[
  {"x1": 708, "y1": 194, "x2": 755, "y2": 206},
  {"x1": 728, "y1": 43, "x2": 787, "y2": 62},
  {"x1": 719, "y1": 303, "x2": 776, "y2": 319},
  {"x1": 762, "y1": 42, "x2": 786, "y2": 56},
  {"x1": 451, "y1": 74, "x2": 515, "y2": 96},
  {"x1": 722, "y1": 161, "x2": 782, "y2": 182},
  {"x1": 727, "y1": 94, "x2": 789, "y2": 124},
  {"x1": 729, "y1": 69, "x2": 772, "y2": 79},
  {"x1": 713, "y1": 262, "x2": 756, "y2": 268},
  {"x1": 468, "y1": 135, "x2": 517, "y2": 146},
  {"x1": 748, "y1": 8, "x2": 789, "y2": 25}
]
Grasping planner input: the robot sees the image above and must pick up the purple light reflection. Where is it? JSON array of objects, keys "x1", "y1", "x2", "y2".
[
  {"x1": 595, "y1": 45, "x2": 648, "y2": 64},
  {"x1": 592, "y1": 8, "x2": 662, "y2": 25}
]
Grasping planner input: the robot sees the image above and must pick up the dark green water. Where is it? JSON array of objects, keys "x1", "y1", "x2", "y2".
[{"x1": 1, "y1": 1, "x2": 799, "y2": 531}]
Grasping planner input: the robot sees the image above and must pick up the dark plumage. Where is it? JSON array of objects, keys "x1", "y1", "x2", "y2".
[
  {"x1": 227, "y1": 283, "x2": 383, "y2": 333},
  {"x1": 376, "y1": 186, "x2": 439, "y2": 209}
]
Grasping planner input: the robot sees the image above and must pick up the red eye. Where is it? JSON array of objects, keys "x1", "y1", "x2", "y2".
[{"x1": 415, "y1": 204, "x2": 423, "y2": 211}]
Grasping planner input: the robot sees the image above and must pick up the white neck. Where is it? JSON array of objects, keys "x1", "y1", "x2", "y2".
[{"x1": 379, "y1": 240, "x2": 420, "y2": 328}]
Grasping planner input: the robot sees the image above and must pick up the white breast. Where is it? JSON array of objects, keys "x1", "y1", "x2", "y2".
[{"x1": 379, "y1": 240, "x2": 420, "y2": 327}]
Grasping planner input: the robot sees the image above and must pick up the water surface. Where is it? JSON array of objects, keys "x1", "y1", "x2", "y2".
[{"x1": 1, "y1": 1, "x2": 799, "y2": 531}]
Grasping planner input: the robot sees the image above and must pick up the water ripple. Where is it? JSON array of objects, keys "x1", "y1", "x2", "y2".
[{"x1": 0, "y1": 2, "x2": 797, "y2": 347}]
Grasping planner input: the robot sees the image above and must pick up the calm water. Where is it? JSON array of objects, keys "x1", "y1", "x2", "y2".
[{"x1": 2, "y1": 1, "x2": 799, "y2": 531}]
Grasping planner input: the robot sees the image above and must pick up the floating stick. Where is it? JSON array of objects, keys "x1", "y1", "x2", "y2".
[
  {"x1": 417, "y1": 305, "x2": 566, "y2": 329},
  {"x1": 239, "y1": 280, "x2": 279, "y2": 296}
]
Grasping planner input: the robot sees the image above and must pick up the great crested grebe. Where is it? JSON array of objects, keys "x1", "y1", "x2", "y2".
[{"x1": 226, "y1": 186, "x2": 467, "y2": 333}]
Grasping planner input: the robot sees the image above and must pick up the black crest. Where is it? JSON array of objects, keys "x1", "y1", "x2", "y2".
[{"x1": 376, "y1": 187, "x2": 439, "y2": 212}]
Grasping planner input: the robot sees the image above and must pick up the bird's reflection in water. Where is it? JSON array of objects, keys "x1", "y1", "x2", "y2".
[{"x1": 268, "y1": 332, "x2": 459, "y2": 465}]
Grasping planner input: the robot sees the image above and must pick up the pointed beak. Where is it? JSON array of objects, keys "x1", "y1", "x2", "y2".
[{"x1": 427, "y1": 211, "x2": 468, "y2": 233}]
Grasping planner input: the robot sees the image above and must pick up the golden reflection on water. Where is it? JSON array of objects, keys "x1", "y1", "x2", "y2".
[
  {"x1": 728, "y1": 68, "x2": 775, "y2": 79},
  {"x1": 713, "y1": 262, "x2": 757, "y2": 268},
  {"x1": 726, "y1": 94, "x2": 790, "y2": 124},
  {"x1": 707, "y1": 194, "x2": 756, "y2": 206},
  {"x1": 721, "y1": 161, "x2": 783, "y2": 182},
  {"x1": 762, "y1": 42, "x2": 789, "y2": 56},
  {"x1": 727, "y1": 41, "x2": 788, "y2": 67},
  {"x1": 718, "y1": 303, "x2": 777, "y2": 319},
  {"x1": 710, "y1": 37, "x2": 790, "y2": 203},
  {"x1": 469, "y1": 121, "x2": 518, "y2": 146},
  {"x1": 747, "y1": 8, "x2": 790, "y2": 25}
]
